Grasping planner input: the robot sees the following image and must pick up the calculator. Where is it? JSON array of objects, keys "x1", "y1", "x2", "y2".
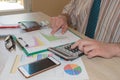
[{"x1": 48, "y1": 43, "x2": 84, "y2": 60}]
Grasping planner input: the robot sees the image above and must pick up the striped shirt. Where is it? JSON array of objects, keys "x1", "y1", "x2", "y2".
[{"x1": 62, "y1": 0, "x2": 120, "y2": 43}]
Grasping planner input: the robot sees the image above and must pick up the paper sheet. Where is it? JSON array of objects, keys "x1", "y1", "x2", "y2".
[
  {"x1": 1, "y1": 27, "x2": 89, "y2": 80},
  {"x1": 0, "y1": 41, "x2": 10, "y2": 75},
  {"x1": 15, "y1": 27, "x2": 80, "y2": 55},
  {"x1": 0, "y1": 51, "x2": 89, "y2": 80},
  {"x1": 0, "y1": 53, "x2": 7, "y2": 74}
]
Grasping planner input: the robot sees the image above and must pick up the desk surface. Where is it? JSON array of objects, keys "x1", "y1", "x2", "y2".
[{"x1": 0, "y1": 12, "x2": 120, "y2": 80}]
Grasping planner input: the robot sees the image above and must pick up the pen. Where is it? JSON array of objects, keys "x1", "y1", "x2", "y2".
[
  {"x1": 0, "y1": 25, "x2": 20, "y2": 28},
  {"x1": 18, "y1": 37, "x2": 29, "y2": 47}
]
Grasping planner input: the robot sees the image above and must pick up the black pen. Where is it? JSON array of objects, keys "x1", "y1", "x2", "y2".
[{"x1": 18, "y1": 37, "x2": 29, "y2": 47}]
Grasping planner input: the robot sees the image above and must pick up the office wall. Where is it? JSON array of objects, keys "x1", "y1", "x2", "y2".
[{"x1": 31, "y1": 0, "x2": 69, "y2": 16}]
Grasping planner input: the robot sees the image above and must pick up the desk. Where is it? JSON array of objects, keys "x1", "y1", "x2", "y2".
[{"x1": 0, "y1": 12, "x2": 120, "y2": 80}]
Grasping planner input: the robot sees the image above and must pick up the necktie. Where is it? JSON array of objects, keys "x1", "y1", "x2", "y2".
[{"x1": 85, "y1": 0, "x2": 101, "y2": 38}]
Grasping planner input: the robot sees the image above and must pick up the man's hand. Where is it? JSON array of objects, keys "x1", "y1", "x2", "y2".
[
  {"x1": 50, "y1": 15, "x2": 68, "y2": 34},
  {"x1": 71, "y1": 39, "x2": 120, "y2": 59}
]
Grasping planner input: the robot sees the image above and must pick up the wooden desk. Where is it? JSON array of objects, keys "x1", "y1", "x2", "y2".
[{"x1": 0, "y1": 12, "x2": 120, "y2": 80}]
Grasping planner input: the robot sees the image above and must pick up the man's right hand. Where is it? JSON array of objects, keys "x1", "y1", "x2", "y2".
[
  {"x1": 71, "y1": 39, "x2": 120, "y2": 59},
  {"x1": 50, "y1": 15, "x2": 68, "y2": 34}
]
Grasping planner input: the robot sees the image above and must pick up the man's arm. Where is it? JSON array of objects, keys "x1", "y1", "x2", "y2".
[{"x1": 71, "y1": 39, "x2": 120, "y2": 59}]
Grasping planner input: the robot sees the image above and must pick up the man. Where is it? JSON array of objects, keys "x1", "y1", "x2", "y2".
[{"x1": 50, "y1": 0, "x2": 120, "y2": 58}]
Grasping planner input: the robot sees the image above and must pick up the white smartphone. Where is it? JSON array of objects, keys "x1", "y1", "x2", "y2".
[{"x1": 18, "y1": 57, "x2": 61, "y2": 78}]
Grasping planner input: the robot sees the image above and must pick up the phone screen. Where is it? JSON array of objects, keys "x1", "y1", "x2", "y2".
[{"x1": 20, "y1": 57, "x2": 58, "y2": 75}]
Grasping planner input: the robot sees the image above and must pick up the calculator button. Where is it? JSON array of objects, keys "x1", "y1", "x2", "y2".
[{"x1": 55, "y1": 48, "x2": 72, "y2": 56}]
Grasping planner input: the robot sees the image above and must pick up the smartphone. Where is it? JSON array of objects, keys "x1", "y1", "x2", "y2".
[{"x1": 18, "y1": 57, "x2": 61, "y2": 78}]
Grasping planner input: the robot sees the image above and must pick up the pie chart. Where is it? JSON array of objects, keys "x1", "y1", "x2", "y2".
[{"x1": 64, "y1": 64, "x2": 82, "y2": 75}]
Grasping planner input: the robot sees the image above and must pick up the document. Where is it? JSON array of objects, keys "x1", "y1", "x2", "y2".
[
  {"x1": 0, "y1": 45, "x2": 9, "y2": 74},
  {"x1": 0, "y1": 54, "x2": 16, "y2": 80},
  {"x1": 15, "y1": 27, "x2": 80, "y2": 56},
  {"x1": 0, "y1": 52, "x2": 89, "y2": 80}
]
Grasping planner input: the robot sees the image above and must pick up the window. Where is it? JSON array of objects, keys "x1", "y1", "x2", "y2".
[{"x1": 0, "y1": 0, "x2": 32, "y2": 15}]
